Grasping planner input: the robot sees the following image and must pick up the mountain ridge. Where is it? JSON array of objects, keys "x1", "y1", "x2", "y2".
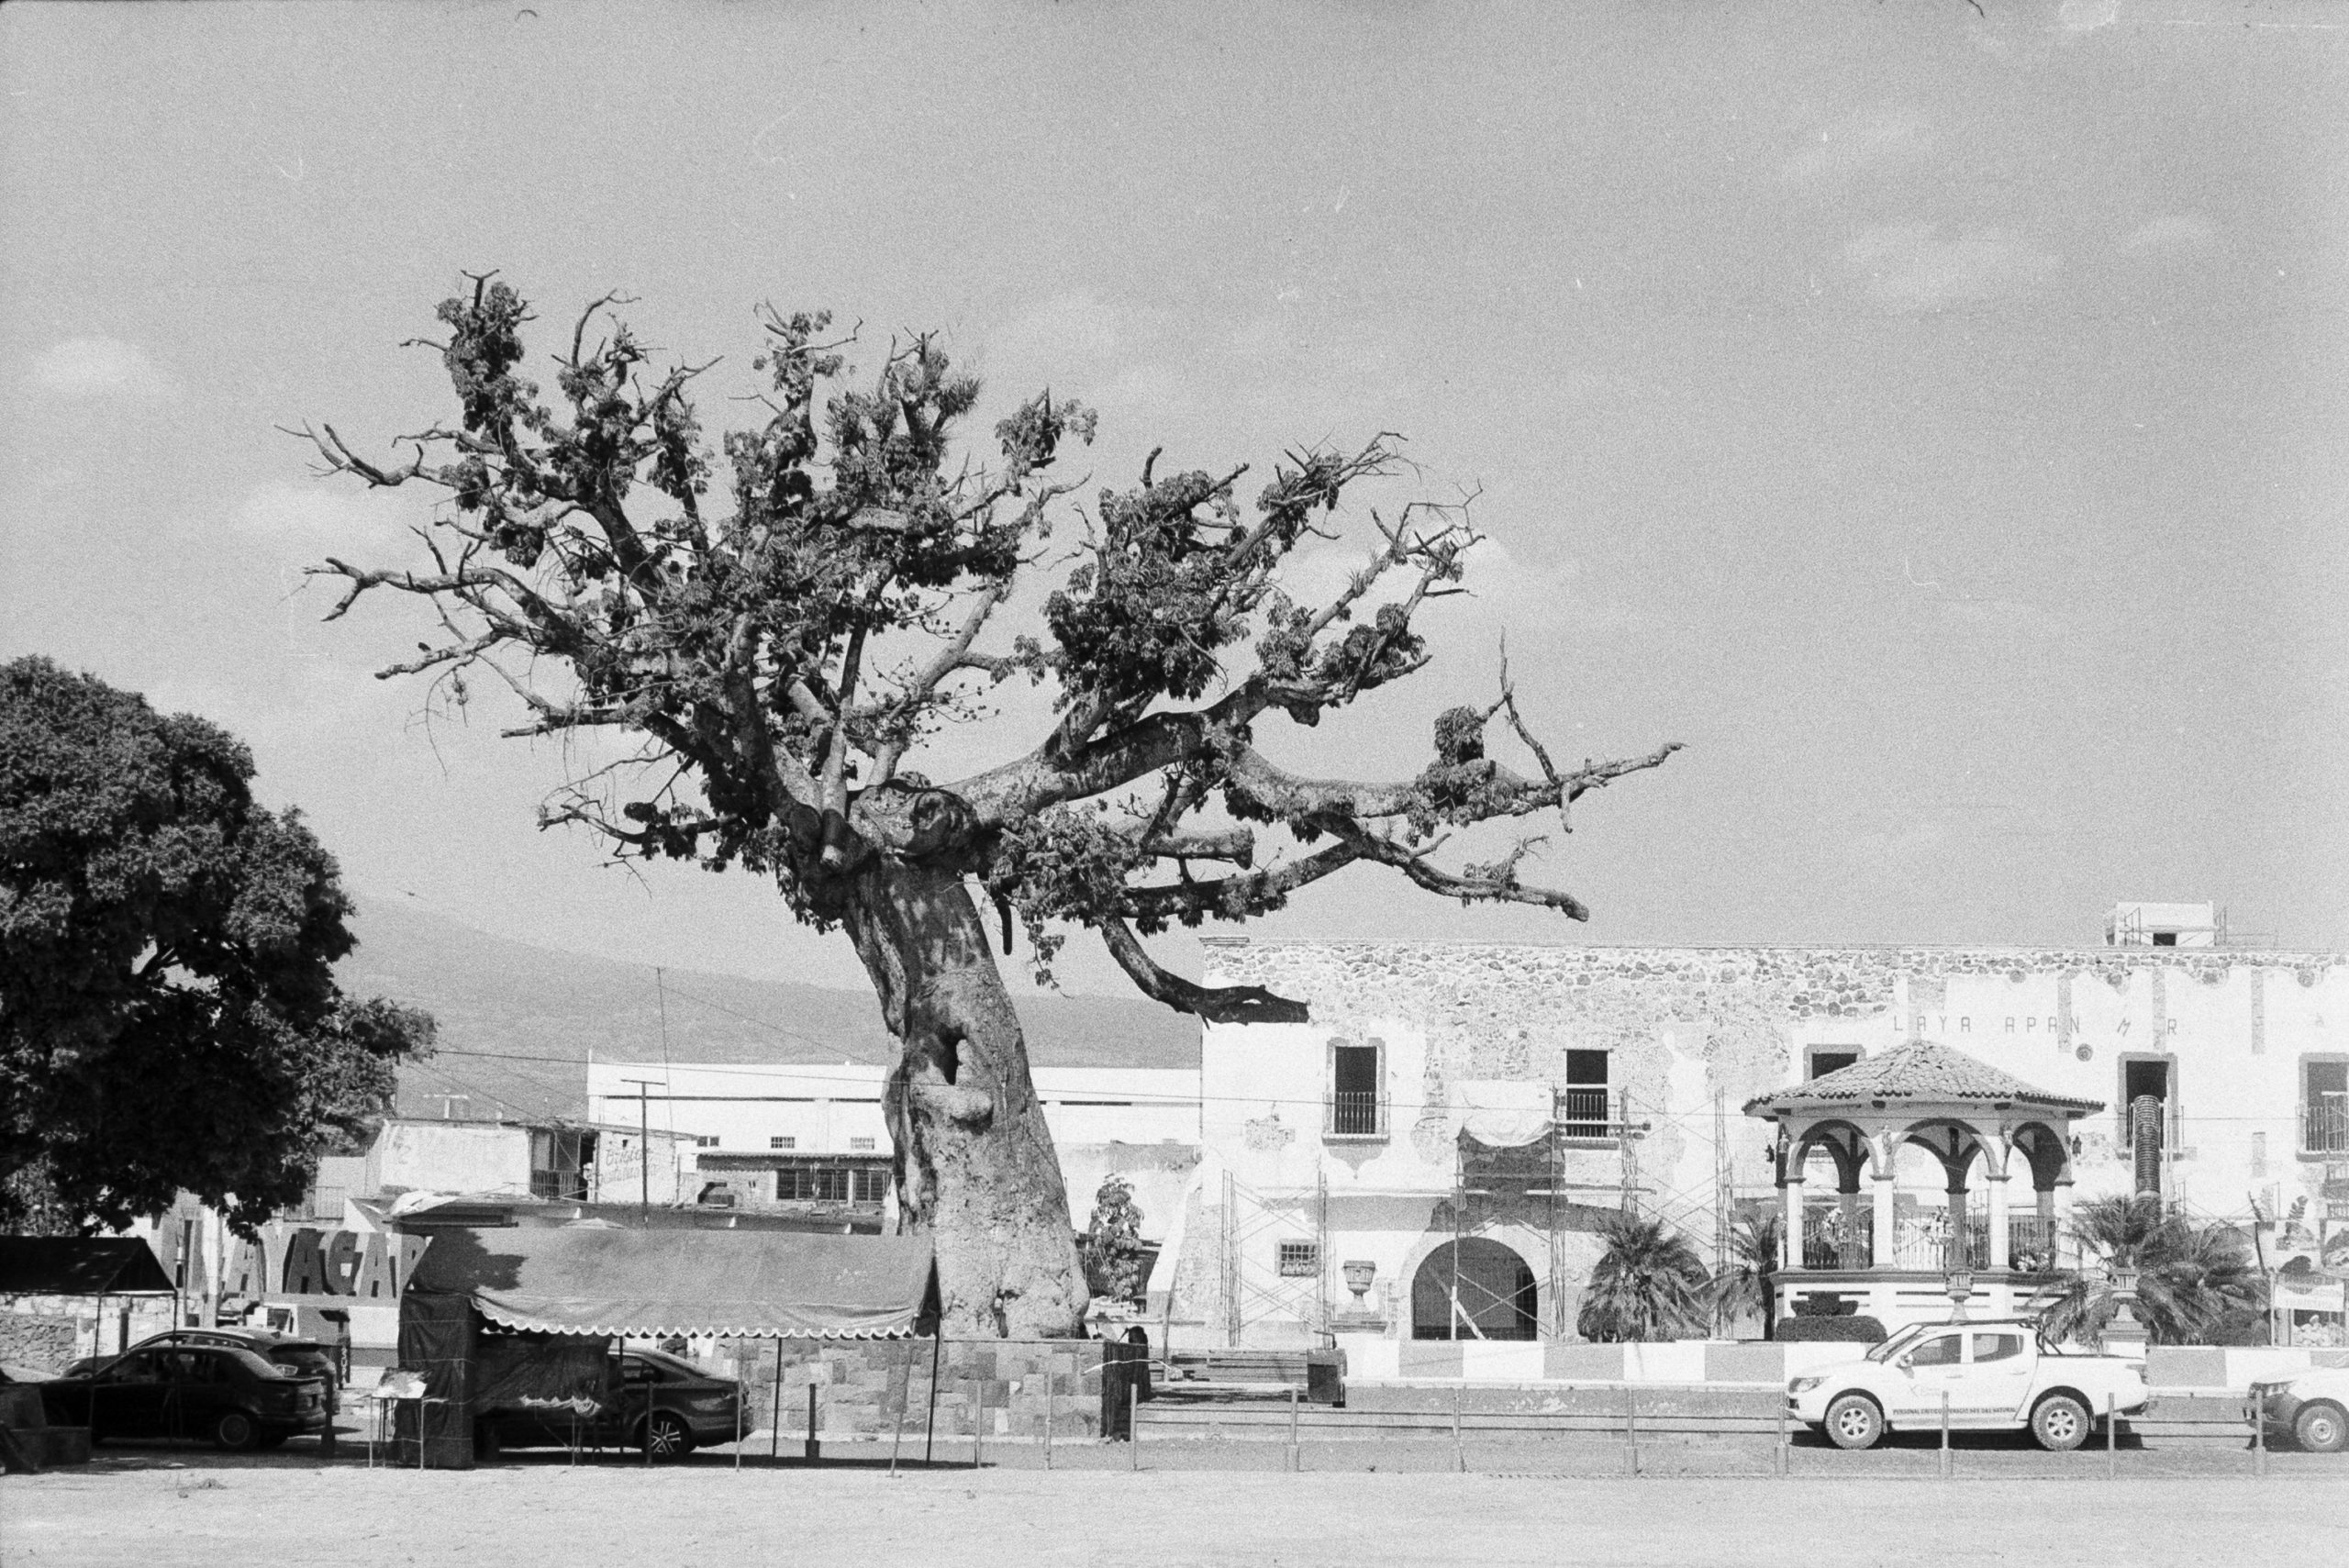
[{"x1": 338, "y1": 896, "x2": 1201, "y2": 1124}]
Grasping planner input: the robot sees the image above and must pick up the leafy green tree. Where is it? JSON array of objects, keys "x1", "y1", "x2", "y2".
[
  {"x1": 1576, "y1": 1213, "x2": 1709, "y2": 1342},
  {"x1": 2034, "y1": 1195, "x2": 2266, "y2": 1346},
  {"x1": 1709, "y1": 1210, "x2": 1780, "y2": 1340},
  {"x1": 302, "y1": 277, "x2": 1676, "y2": 1334},
  {"x1": 1079, "y1": 1175, "x2": 1149, "y2": 1304},
  {"x1": 0, "y1": 658, "x2": 433, "y2": 1234}
]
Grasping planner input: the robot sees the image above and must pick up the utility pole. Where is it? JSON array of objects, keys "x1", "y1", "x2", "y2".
[{"x1": 621, "y1": 1078, "x2": 659, "y2": 1224}]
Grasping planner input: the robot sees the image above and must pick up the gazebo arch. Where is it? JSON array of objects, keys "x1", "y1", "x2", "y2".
[{"x1": 1743, "y1": 1040, "x2": 2103, "y2": 1331}]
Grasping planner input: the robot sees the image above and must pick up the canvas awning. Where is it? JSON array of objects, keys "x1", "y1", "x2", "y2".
[
  {"x1": 0, "y1": 1238, "x2": 175, "y2": 1296},
  {"x1": 405, "y1": 1225, "x2": 936, "y2": 1339}
]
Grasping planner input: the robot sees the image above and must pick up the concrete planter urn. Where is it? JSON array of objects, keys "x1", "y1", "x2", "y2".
[{"x1": 1341, "y1": 1260, "x2": 1377, "y2": 1303}]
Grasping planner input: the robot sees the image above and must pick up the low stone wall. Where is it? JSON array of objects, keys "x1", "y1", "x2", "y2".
[
  {"x1": 0, "y1": 1313, "x2": 77, "y2": 1373},
  {"x1": 0, "y1": 1296, "x2": 173, "y2": 1367},
  {"x1": 707, "y1": 1338, "x2": 1123, "y2": 1443},
  {"x1": 1342, "y1": 1337, "x2": 2349, "y2": 1391}
]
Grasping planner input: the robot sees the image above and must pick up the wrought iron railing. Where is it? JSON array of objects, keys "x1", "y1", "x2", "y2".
[
  {"x1": 1325, "y1": 1091, "x2": 1387, "y2": 1139},
  {"x1": 2305, "y1": 1096, "x2": 2349, "y2": 1155},
  {"x1": 1800, "y1": 1202, "x2": 1873, "y2": 1269},
  {"x1": 1555, "y1": 1085, "x2": 1610, "y2": 1140},
  {"x1": 2006, "y1": 1214, "x2": 2059, "y2": 1273}
]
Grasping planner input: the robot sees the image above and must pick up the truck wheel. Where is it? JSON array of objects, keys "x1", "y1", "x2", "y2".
[
  {"x1": 2031, "y1": 1394, "x2": 2092, "y2": 1452},
  {"x1": 2295, "y1": 1402, "x2": 2347, "y2": 1454},
  {"x1": 213, "y1": 1410, "x2": 261, "y2": 1451},
  {"x1": 1823, "y1": 1394, "x2": 1883, "y2": 1451}
]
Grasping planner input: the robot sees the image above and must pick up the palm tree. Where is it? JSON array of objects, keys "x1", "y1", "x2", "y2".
[
  {"x1": 2034, "y1": 1195, "x2": 2266, "y2": 1346},
  {"x1": 1709, "y1": 1212, "x2": 1781, "y2": 1340},
  {"x1": 1576, "y1": 1213, "x2": 1709, "y2": 1342}
]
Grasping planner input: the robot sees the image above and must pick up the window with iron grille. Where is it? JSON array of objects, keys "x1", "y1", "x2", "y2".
[
  {"x1": 853, "y1": 1168, "x2": 889, "y2": 1203},
  {"x1": 849, "y1": 1136, "x2": 876, "y2": 1151},
  {"x1": 1558, "y1": 1051, "x2": 1610, "y2": 1138},
  {"x1": 1328, "y1": 1040, "x2": 1384, "y2": 1137},
  {"x1": 770, "y1": 1135, "x2": 796, "y2": 1150},
  {"x1": 1277, "y1": 1240, "x2": 1319, "y2": 1277},
  {"x1": 2305, "y1": 1058, "x2": 2349, "y2": 1154}
]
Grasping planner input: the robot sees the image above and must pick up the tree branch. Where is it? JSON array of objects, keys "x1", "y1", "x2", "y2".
[{"x1": 1098, "y1": 917, "x2": 1308, "y2": 1025}]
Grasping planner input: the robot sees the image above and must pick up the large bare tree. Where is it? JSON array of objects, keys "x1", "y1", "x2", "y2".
[{"x1": 302, "y1": 278, "x2": 1678, "y2": 1335}]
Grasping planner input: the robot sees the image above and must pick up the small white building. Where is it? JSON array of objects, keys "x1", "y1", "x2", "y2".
[{"x1": 585, "y1": 1062, "x2": 1201, "y2": 1248}]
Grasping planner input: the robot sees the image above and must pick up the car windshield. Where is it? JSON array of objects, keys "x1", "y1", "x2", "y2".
[
  {"x1": 1865, "y1": 1324, "x2": 1929, "y2": 1363},
  {"x1": 628, "y1": 1350, "x2": 707, "y2": 1382}
]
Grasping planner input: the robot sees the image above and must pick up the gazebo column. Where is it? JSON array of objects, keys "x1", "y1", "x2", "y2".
[
  {"x1": 1837, "y1": 1181, "x2": 1864, "y2": 1269},
  {"x1": 2052, "y1": 1180, "x2": 2076, "y2": 1270},
  {"x1": 1944, "y1": 1176, "x2": 1970, "y2": 1272},
  {"x1": 1781, "y1": 1173, "x2": 1805, "y2": 1273},
  {"x1": 1985, "y1": 1169, "x2": 2010, "y2": 1270},
  {"x1": 1871, "y1": 1167, "x2": 1898, "y2": 1270}
]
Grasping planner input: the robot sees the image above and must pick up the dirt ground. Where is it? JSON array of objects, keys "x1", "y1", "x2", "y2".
[{"x1": 4, "y1": 1445, "x2": 2342, "y2": 1568}]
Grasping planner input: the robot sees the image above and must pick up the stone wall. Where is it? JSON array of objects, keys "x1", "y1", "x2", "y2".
[
  {"x1": 0, "y1": 1312, "x2": 77, "y2": 1373},
  {"x1": 705, "y1": 1337, "x2": 1121, "y2": 1443}
]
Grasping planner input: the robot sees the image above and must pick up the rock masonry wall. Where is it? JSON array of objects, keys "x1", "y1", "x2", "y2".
[
  {"x1": 708, "y1": 1337, "x2": 1116, "y2": 1442},
  {"x1": 1202, "y1": 940, "x2": 2348, "y2": 1193}
]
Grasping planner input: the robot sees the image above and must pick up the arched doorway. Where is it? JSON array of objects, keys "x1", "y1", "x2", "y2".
[{"x1": 1411, "y1": 1239, "x2": 1539, "y2": 1340}]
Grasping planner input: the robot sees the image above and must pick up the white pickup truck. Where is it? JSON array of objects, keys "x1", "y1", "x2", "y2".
[{"x1": 1786, "y1": 1318, "x2": 2149, "y2": 1451}]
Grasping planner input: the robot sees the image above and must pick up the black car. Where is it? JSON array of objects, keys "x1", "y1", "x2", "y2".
[
  {"x1": 127, "y1": 1329, "x2": 341, "y2": 1412},
  {"x1": 39, "y1": 1344, "x2": 330, "y2": 1451},
  {"x1": 473, "y1": 1349, "x2": 743, "y2": 1461}
]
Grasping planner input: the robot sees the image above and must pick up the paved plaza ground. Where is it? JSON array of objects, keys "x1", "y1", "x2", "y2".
[{"x1": 3, "y1": 1440, "x2": 2341, "y2": 1568}]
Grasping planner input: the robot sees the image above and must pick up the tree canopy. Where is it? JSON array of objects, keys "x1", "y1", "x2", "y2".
[
  {"x1": 302, "y1": 277, "x2": 1677, "y2": 1334},
  {"x1": 0, "y1": 657, "x2": 433, "y2": 1234}
]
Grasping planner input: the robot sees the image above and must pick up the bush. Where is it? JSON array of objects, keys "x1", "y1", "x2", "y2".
[{"x1": 1773, "y1": 1315, "x2": 1887, "y2": 1343}]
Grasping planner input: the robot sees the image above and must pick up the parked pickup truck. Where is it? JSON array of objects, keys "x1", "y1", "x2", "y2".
[
  {"x1": 2246, "y1": 1366, "x2": 2348, "y2": 1453},
  {"x1": 1787, "y1": 1318, "x2": 2148, "y2": 1451}
]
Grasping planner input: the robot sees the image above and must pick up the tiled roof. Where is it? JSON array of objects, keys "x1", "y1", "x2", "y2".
[{"x1": 1742, "y1": 1039, "x2": 2103, "y2": 1118}]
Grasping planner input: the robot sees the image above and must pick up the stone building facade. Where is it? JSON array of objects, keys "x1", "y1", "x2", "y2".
[{"x1": 1150, "y1": 928, "x2": 2349, "y2": 1354}]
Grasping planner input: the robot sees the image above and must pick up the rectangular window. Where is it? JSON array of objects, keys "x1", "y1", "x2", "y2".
[
  {"x1": 1329, "y1": 1041, "x2": 1384, "y2": 1137},
  {"x1": 695, "y1": 1136, "x2": 719, "y2": 1149},
  {"x1": 1807, "y1": 1047, "x2": 1861, "y2": 1080},
  {"x1": 852, "y1": 1169, "x2": 889, "y2": 1203},
  {"x1": 2118, "y1": 1057, "x2": 2173, "y2": 1151},
  {"x1": 2304, "y1": 1058, "x2": 2349, "y2": 1154},
  {"x1": 1559, "y1": 1050, "x2": 1610, "y2": 1137},
  {"x1": 770, "y1": 1136, "x2": 796, "y2": 1151},
  {"x1": 775, "y1": 1168, "x2": 806, "y2": 1201},
  {"x1": 849, "y1": 1136, "x2": 876, "y2": 1152},
  {"x1": 812, "y1": 1168, "x2": 850, "y2": 1202},
  {"x1": 1276, "y1": 1240, "x2": 1319, "y2": 1277}
]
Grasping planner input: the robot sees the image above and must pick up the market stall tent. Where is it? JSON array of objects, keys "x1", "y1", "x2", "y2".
[{"x1": 395, "y1": 1226, "x2": 938, "y2": 1466}]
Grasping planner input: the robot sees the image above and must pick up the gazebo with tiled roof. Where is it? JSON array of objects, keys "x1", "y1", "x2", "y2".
[{"x1": 1743, "y1": 1040, "x2": 2105, "y2": 1329}]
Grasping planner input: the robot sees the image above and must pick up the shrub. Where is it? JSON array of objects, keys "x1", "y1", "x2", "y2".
[{"x1": 1773, "y1": 1315, "x2": 1887, "y2": 1343}]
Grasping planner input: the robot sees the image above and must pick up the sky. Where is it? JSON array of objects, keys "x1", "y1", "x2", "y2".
[{"x1": 5, "y1": 0, "x2": 2346, "y2": 1006}]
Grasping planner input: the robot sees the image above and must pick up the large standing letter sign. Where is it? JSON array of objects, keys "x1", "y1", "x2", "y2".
[{"x1": 225, "y1": 1228, "x2": 431, "y2": 1303}]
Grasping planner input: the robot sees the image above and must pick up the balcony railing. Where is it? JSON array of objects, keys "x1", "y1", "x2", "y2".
[
  {"x1": 1555, "y1": 1085, "x2": 1611, "y2": 1140},
  {"x1": 1799, "y1": 1203, "x2": 1873, "y2": 1270},
  {"x1": 2306, "y1": 1097, "x2": 2349, "y2": 1156},
  {"x1": 1325, "y1": 1091, "x2": 1388, "y2": 1140},
  {"x1": 2007, "y1": 1214, "x2": 2059, "y2": 1274}
]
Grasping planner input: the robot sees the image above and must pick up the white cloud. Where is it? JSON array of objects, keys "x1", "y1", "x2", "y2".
[
  {"x1": 2120, "y1": 214, "x2": 2214, "y2": 253},
  {"x1": 1780, "y1": 108, "x2": 1930, "y2": 185},
  {"x1": 1843, "y1": 224, "x2": 2058, "y2": 311},
  {"x1": 234, "y1": 481, "x2": 417, "y2": 553},
  {"x1": 26, "y1": 336, "x2": 174, "y2": 403}
]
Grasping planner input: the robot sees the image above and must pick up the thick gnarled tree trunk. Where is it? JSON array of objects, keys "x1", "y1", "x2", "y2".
[{"x1": 841, "y1": 855, "x2": 1087, "y2": 1338}]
